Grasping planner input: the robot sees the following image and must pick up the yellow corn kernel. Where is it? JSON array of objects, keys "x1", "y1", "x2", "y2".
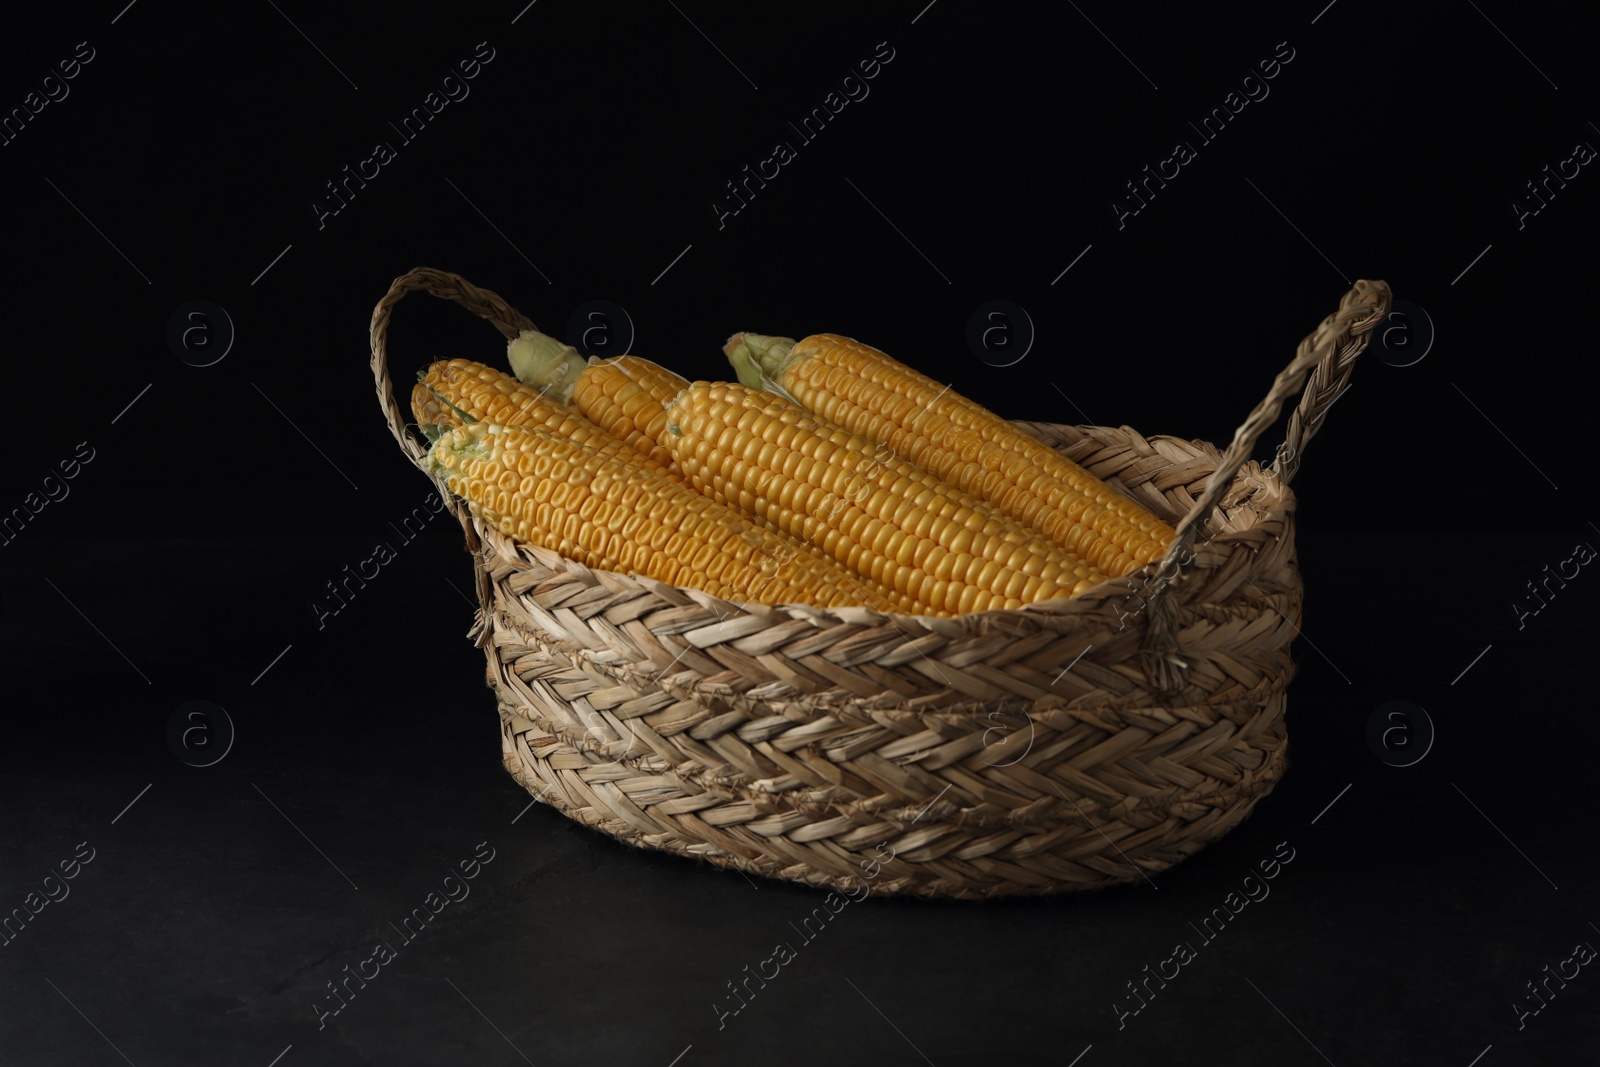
[{"x1": 661, "y1": 382, "x2": 1112, "y2": 615}]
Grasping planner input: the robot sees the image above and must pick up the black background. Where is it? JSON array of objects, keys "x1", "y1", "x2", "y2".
[{"x1": 2, "y1": 2, "x2": 1597, "y2": 1065}]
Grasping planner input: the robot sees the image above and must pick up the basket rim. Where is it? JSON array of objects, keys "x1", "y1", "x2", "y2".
[{"x1": 461, "y1": 419, "x2": 1297, "y2": 623}]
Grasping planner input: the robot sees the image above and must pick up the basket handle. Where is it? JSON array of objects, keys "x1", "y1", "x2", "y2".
[
  {"x1": 369, "y1": 266, "x2": 538, "y2": 462},
  {"x1": 368, "y1": 267, "x2": 539, "y2": 645},
  {"x1": 1136, "y1": 278, "x2": 1391, "y2": 687}
]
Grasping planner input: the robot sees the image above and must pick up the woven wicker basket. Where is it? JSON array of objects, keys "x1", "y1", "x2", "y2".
[{"x1": 370, "y1": 268, "x2": 1391, "y2": 900}]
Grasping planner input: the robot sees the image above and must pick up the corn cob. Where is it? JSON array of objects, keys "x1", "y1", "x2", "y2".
[
  {"x1": 727, "y1": 332, "x2": 1175, "y2": 577},
  {"x1": 423, "y1": 419, "x2": 924, "y2": 613},
  {"x1": 412, "y1": 358, "x2": 681, "y2": 479},
  {"x1": 410, "y1": 358, "x2": 683, "y2": 481},
  {"x1": 507, "y1": 331, "x2": 687, "y2": 469},
  {"x1": 661, "y1": 381, "x2": 1112, "y2": 615}
]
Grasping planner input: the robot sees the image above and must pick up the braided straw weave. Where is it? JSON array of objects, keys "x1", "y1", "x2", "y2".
[{"x1": 371, "y1": 268, "x2": 1391, "y2": 899}]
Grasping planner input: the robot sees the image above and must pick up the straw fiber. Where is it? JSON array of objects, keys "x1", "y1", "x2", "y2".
[{"x1": 370, "y1": 267, "x2": 1391, "y2": 899}]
